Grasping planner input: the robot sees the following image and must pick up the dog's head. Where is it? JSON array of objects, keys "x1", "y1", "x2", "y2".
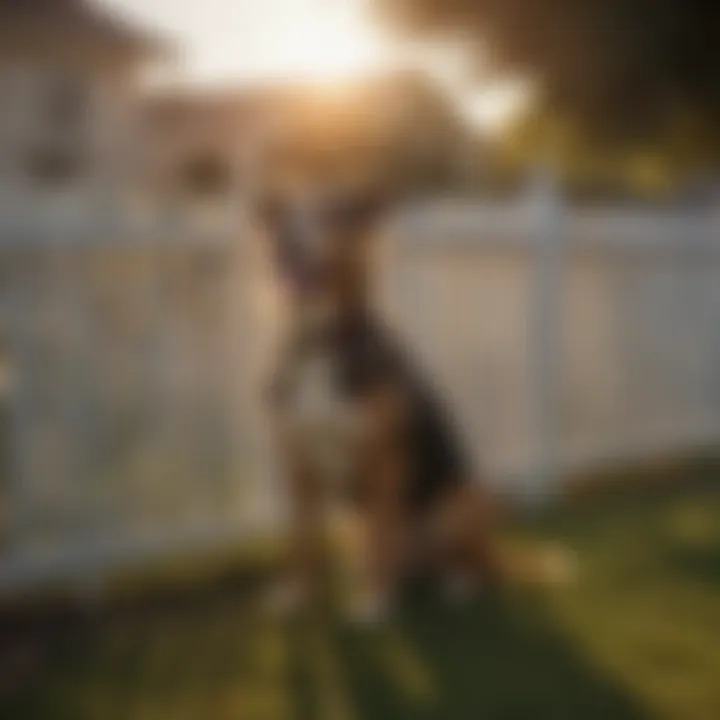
[{"x1": 256, "y1": 179, "x2": 391, "y2": 310}]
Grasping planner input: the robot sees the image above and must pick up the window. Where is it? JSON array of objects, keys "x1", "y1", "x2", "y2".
[
  {"x1": 42, "y1": 75, "x2": 88, "y2": 136},
  {"x1": 24, "y1": 145, "x2": 85, "y2": 186},
  {"x1": 178, "y1": 153, "x2": 233, "y2": 198},
  {"x1": 23, "y1": 73, "x2": 90, "y2": 186}
]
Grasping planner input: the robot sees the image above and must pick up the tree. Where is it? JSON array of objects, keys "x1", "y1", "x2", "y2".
[{"x1": 374, "y1": 0, "x2": 720, "y2": 160}]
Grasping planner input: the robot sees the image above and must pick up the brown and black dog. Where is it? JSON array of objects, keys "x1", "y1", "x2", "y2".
[{"x1": 257, "y1": 179, "x2": 508, "y2": 622}]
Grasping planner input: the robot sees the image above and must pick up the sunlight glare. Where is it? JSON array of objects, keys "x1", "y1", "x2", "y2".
[
  {"x1": 251, "y1": 0, "x2": 391, "y2": 83},
  {"x1": 464, "y1": 79, "x2": 534, "y2": 134},
  {"x1": 109, "y1": 0, "x2": 532, "y2": 131}
]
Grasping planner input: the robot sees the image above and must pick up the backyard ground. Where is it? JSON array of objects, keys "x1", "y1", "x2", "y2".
[{"x1": 1, "y1": 476, "x2": 719, "y2": 720}]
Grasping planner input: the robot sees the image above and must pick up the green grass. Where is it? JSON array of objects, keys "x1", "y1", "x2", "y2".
[{"x1": 2, "y1": 481, "x2": 719, "y2": 720}]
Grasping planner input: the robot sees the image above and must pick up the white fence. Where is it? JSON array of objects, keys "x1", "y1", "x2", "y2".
[
  {"x1": 384, "y1": 192, "x2": 720, "y2": 496},
  {"x1": 0, "y1": 225, "x2": 283, "y2": 590},
  {"x1": 1, "y1": 188, "x2": 720, "y2": 590}
]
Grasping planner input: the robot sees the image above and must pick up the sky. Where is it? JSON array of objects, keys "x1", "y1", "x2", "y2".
[{"x1": 102, "y1": 0, "x2": 530, "y2": 132}]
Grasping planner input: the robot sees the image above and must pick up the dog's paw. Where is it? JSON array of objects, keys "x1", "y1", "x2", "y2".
[
  {"x1": 263, "y1": 579, "x2": 311, "y2": 618},
  {"x1": 344, "y1": 590, "x2": 392, "y2": 627}
]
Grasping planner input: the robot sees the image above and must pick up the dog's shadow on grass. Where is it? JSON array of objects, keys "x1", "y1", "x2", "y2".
[
  {"x1": 664, "y1": 540, "x2": 720, "y2": 587},
  {"x1": 1, "y1": 576, "x2": 651, "y2": 720},
  {"x1": 285, "y1": 590, "x2": 650, "y2": 720}
]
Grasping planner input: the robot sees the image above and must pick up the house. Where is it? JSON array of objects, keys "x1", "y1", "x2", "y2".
[
  {"x1": 0, "y1": 0, "x2": 303, "y2": 233},
  {"x1": 0, "y1": 0, "x2": 170, "y2": 225},
  {"x1": 139, "y1": 89, "x2": 272, "y2": 220}
]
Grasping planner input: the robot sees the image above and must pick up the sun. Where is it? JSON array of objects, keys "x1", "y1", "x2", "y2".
[
  {"x1": 115, "y1": 0, "x2": 530, "y2": 131},
  {"x1": 253, "y1": 0, "x2": 391, "y2": 83}
]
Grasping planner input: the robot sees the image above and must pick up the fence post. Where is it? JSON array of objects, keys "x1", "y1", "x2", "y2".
[
  {"x1": 525, "y1": 166, "x2": 564, "y2": 505},
  {"x1": 4, "y1": 249, "x2": 38, "y2": 554}
]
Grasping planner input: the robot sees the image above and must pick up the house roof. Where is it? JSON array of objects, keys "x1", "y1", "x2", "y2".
[{"x1": 0, "y1": 0, "x2": 169, "y2": 58}]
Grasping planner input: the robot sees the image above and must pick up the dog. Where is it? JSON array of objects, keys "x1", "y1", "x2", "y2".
[{"x1": 257, "y1": 179, "x2": 507, "y2": 622}]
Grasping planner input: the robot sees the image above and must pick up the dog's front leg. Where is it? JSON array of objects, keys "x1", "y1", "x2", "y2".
[
  {"x1": 270, "y1": 426, "x2": 325, "y2": 613},
  {"x1": 351, "y1": 387, "x2": 409, "y2": 622},
  {"x1": 289, "y1": 459, "x2": 324, "y2": 595}
]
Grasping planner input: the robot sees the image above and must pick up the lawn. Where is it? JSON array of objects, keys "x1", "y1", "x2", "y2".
[{"x1": 1, "y1": 479, "x2": 719, "y2": 720}]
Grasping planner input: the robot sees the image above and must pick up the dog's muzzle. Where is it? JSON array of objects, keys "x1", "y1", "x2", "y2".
[{"x1": 274, "y1": 214, "x2": 328, "y2": 296}]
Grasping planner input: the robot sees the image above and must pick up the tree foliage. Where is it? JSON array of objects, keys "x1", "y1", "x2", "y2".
[{"x1": 375, "y1": 0, "x2": 720, "y2": 153}]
